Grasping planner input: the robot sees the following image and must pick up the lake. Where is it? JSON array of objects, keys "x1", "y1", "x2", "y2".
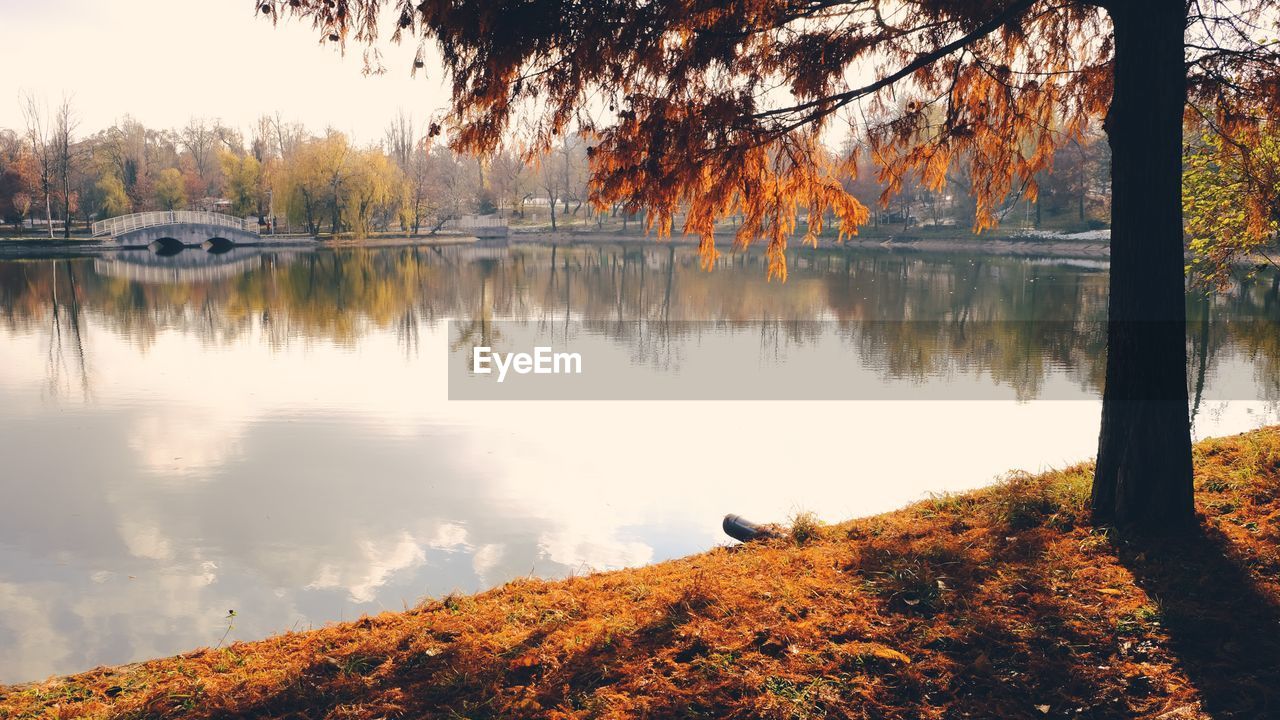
[{"x1": 1, "y1": 243, "x2": 1278, "y2": 683}]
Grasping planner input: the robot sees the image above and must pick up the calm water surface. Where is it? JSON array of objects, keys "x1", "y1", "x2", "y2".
[{"x1": 1, "y1": 244, "x2": 1278, "y2": 682}]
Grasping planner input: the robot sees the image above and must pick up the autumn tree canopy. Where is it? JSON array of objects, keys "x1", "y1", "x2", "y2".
[{"x1": 264, "y1": 0, "x2": 1278, "y2": 277}]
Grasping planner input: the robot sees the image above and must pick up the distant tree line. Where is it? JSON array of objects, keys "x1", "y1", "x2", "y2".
[
  {"x1": 1, "y1": 98, "x2": 1274, "y2": 260},
  {"x1": 0, "y1": 98, "x2": 1124, "y2": 240},
  {"x1": 0, "y1": 101, "x2": 598, "y2": 237}
]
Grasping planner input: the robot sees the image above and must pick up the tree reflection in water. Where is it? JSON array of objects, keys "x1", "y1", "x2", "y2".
[{"x1": 2, "y1": 245, "x2": 1277, "y2": 405}]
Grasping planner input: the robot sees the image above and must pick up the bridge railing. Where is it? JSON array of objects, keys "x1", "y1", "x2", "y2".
[
  {"x1": 443, "y1": 214, "x2": 509, "y2": 230},
  {"x1": 92, "y1": 211, "x2": 257, "y2": 238}
]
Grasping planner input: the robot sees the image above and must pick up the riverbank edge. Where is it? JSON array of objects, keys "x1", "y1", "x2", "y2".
[
  {"x1": 3, "y1": 427, "x2": 1278, "y2": 718},
  {"x1": 511, "y1": 230, "x2": 1113, "y2": 259},
  {"x1": 0, "y1": 226, "x2": 1117, "y2": 261},
  {"x1": 0, "y1": 234, "x2": 478, "y2": 260}
]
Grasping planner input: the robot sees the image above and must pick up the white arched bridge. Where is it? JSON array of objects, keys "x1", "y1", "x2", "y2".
[{"x1": 92, "y1": 211, "x2": 260, "y2": 251}]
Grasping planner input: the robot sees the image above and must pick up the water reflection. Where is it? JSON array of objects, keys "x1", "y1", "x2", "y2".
[
  {"x1": 92, "y1": 247, "x2": 284, "y2": 285},
  {"x1": 0, "y1": 244, "x2": 1278, "y2": 683}
]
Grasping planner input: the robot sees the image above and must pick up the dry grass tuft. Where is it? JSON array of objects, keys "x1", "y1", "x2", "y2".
[{"x1": 788, "y1": 511, "x2": 825, "y2": 545}]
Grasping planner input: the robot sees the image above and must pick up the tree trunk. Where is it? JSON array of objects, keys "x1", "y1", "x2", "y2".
[
  {"x1": 1078, "y1": 144, "x2": 1087, "y2": 222},
  {"x1": 62, "y1": 185, "x2": 71, "y2": 240},
  {"x1": 1091, "y1": 0, "x2": 1194, "y2": 531}
]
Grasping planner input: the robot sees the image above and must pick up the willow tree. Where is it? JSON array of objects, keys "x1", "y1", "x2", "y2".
[{"x1": 263, "y1": 0, "x2": 1280, "y2": 530}]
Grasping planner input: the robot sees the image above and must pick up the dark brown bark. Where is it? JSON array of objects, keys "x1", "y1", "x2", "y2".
[
  {"x1": 1077, "y1": 142, "x2": 1087, "y2": 222},
  {"x1": 62, "y1": 182, "x2": 71, "y2": 239},
  {"x1": 1092, "y1": 0, "x2": 1195, "y2": 531}
]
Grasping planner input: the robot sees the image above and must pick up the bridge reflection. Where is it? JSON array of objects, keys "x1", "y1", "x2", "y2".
[{"x1": 92, "y1": 247, "x2": 297, "y2": 284}]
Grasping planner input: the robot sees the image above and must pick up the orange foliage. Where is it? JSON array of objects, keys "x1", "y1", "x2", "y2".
[{"x1": 260, "y1": 0, "x2": 1280, "y2": 279}]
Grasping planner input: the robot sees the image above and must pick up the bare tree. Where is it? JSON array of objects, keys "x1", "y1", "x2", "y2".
[
  {"x1": 403, "y1": 138, "x2": 437, "y2": 234},
  {"x1": 52, "y1": 98, "x2": 79, "y2": 238},
  {"x1": 539, "y1": 160, "x2": 561, "y2": 231},
  {"x1": 271, "y1": 113, "x2": 305, "y2": 162},
  {"x1": 489, "y1": 146, "x2": 533, "y2": 218},
  {"x1": 215, "y1": 124, "x2": 245, "y2": 156},
  {"x1": 538, "y1": 144, "x2": 567, "y2": 231},
  {"x1": 21, "y1": 93, "x2": 55, "y2": 238},
  {"x1": 180, "y1": 117, "x2": 216, "y2": 185},
  {"x1": 384, "y1": 110, "x2": 424, "y2": 233},
  {"x1": 536, "y1": 137, "x2": 590, "y2": 230},
  {"x1": 384, "y1": 110, "x2": 415, "y2": 170},
  {"x1": 424, "y1": 144, "x2": 473, "y2": 232},
  {"x1": 560, "y1": 136, "x2": 590, "y2": 220},
  {"x1": 250, "y1": 115, "x2": 275, "y2": 164}
]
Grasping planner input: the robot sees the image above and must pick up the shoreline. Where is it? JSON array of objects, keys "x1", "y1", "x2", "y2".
[
  {"x1": 0, "y1": 232, "x2": 1114, "y2": 262},
  {"x1": 515, "y1": 230, "x2": 1114, "y2": 259},
  {"x1": 16, "y1": 229, "x2": 1272, "y2": 264},
  {"x1": 0, "y1": 234, "x2": 477, "y2": 260},
  {"x1": 3, "y1": 426, "x2": 1277, "y2": 717}
]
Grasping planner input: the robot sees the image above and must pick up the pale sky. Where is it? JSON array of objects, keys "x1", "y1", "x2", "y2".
[{"x1": 0, "y1": 0, "x2": 452, "y2": 143}]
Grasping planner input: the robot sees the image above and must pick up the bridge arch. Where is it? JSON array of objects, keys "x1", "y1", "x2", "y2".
[
  {"x1": 203, "y1": 237, "x2": 235, "y2": 253},
  {"x1": 148, "y1": 237, "x2": 184, "y2": 255}
]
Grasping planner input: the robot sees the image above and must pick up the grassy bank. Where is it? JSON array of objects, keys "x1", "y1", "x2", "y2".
[{"x1": 4, "y1": 430, "x2": 1279, "y2": 719}]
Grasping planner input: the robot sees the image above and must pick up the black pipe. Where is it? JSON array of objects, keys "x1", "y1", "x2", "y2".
[{"x1": 722, "y1": 514, "x2": 776, "y2": 542}]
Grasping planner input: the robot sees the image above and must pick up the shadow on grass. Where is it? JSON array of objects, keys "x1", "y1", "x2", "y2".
[
  {"x1": 1119, "y1": 525, "x2": 1280, "y2": 718},
  {"x1": 850, "y1": 520, "x2": 1130, "y2": 718}
]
